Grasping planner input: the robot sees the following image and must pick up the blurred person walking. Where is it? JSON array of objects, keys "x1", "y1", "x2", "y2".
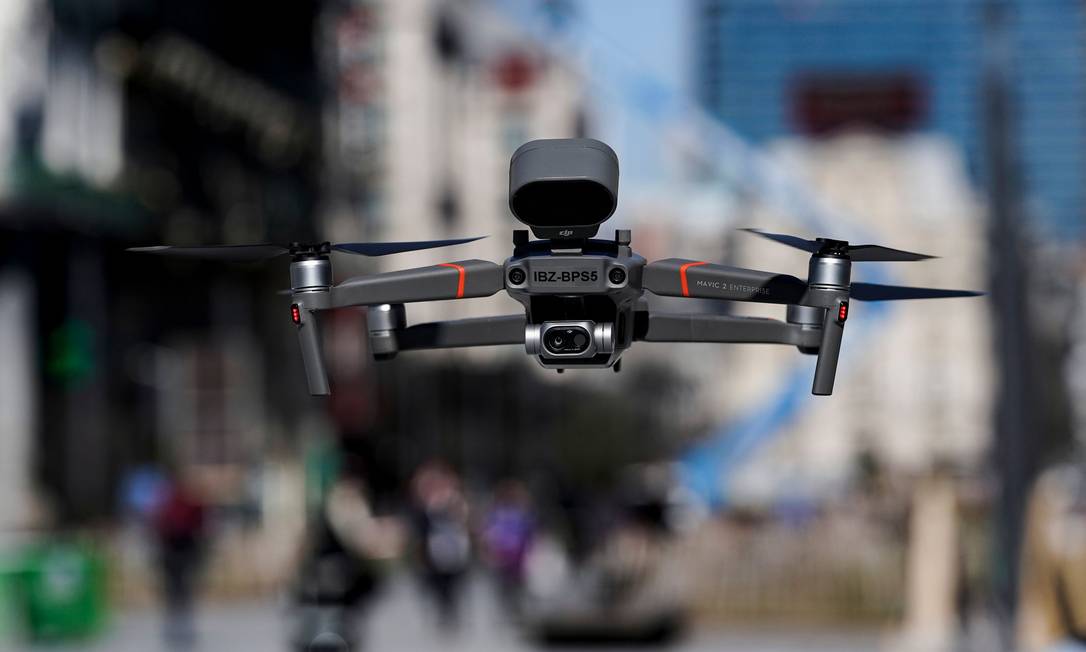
[
  {"x1": 410, "y1": 461, "x2": 472, "y2": 630},
  {"x1": 293, "y1": 458, "x2": 402, "y2": 652},
  {"x1": 1018, "y1": 463, "x2": 1086, "y2": 651},
  {"x1": 152, "y1": 471, "x2": 207, "y2": 649},
  {"x1": 482, "y1": 479, "x2": 536, "y2": 619}
]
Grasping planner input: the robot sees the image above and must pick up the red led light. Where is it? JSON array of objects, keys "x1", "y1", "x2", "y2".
[
  {"x1": 291, "y1": 304, "x2": 302, "y2": 325},
  {"x1": 838, "y1": 302, "x2": 848, "y2": 323}
]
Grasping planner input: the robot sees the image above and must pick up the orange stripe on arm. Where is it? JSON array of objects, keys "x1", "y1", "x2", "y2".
[
  {"x1": 438, "y1": 263, "x2": 466, "y2": 298},
  {"x1": 679, "y1": 261, "x2": 708, "y2": 297}
]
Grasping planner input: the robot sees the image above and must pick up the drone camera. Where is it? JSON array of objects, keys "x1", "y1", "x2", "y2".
[
  {"x1": 543, "y1": 325, "x2": 592, "y2": 355},
  {"x1": 525, "y1": 320, "x2": 615, "y2": 361},
  {"x1": 509, "y1": 138, "x2": 619, "y2": 240}
]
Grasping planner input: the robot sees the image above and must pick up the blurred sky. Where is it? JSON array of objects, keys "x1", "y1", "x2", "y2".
[
  {"x1": 577, "y1": 0, "x2": 687, "y2": 195},
  {"x1": 503, "y1": 0, "x2": 689, "y2": 201},
  {"x1": 576, "y1": 0, "x2": 687, "y2": 88}
]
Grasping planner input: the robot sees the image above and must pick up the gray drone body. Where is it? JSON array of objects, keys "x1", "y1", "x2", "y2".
[{"x1": 130, "y1": 138, "x2": 981, "y2": 398}]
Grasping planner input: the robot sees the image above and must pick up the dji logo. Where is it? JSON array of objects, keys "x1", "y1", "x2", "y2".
[{"x1": 559, "y1": 229, "x2": 574, "y2": 237}]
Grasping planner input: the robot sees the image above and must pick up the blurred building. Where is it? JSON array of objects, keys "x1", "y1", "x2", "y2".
[
  {"x1": 693, "y1": 0, "x2": 1086, "y2": 240},
  {"x1": 723, "y1": 133, "x2": 993, "y2": 503},
  {"x1": 321, "y1": 0, "x2": 590, "y2": 327},
  {"x1": 672, "y1": 0, "x2": 1016, "y2": 505},
  {"x1": 0, "y1": 0, "x2": 591, "y2": 502},
  {"x1": 0, "y1": 0, "x2": 326, "y2": 527}
]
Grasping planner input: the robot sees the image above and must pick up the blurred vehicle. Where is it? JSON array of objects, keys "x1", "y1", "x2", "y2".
[{"x1": 522, "y1": 466, "x2": 689, "y2": 644}]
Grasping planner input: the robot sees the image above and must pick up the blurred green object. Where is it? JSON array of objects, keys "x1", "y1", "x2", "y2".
[
  {"x1": 0, "y1": 542, "x2": 108, "y2": 643},
  {"x1": 305, "y1": 436, "x2": 342, "y2": 514},
  {"x1": 8, "y1": 151, "x2": 148, "y2": 231},
  {"x1": 46, "y1": 320, "x2": 98, "y2": 387},
  {"x1": 0, "y1": 557, "x2": 28, "y2": 642}
]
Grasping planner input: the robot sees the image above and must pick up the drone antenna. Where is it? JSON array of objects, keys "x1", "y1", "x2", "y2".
[{"x1": 615, "y1": 229, "x2": 632, "y2": 256}]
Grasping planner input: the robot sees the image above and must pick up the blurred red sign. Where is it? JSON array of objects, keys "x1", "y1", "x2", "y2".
[
  {"x1": 492, "y1": 51, "x2": 538, "y2": 94},
  {"x1": 792, "y1": 73, "x2": 927, "y2": 135}
]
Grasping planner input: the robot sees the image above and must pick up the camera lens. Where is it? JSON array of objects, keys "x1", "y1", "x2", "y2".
[
  {"x1": 508, "y1": 268, "x2": 526, "y2": 285},
  {"x1": 608, "y1": 267, "x2": 627, "y2": 284},
  {"x1": 543, "y1": 326, "x2": 591, "y2": 355}
]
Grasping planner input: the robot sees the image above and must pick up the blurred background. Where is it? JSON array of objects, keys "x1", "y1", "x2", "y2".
[{"x1": 0, "y1": 0, "x2": 1083, "y2": 650}]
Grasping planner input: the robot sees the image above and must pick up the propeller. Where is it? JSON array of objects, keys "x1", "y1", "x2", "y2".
[
  {"x1": 740, "y1": 228, "x2": 934, "y2": 262},
  {"x1": 127, "y1": 236, "x2": 485, "y2": 262},
  {"x1": 849, "y1": 282, "x2": 983, "y2": 301},
  {"x1": 737, "y1": 229, "x2": 981, "y2": 299}
]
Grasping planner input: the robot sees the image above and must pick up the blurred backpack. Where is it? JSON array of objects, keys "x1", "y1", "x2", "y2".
[
  {"x1": 425, "y1": 509, "x2": 471, "y2": 575},
  {"x1": 484, "y1": 506, "x2": 534, "y2": 576},
  {"x1": 154, "y1": 485, "x2": 205, "y2": 547}
]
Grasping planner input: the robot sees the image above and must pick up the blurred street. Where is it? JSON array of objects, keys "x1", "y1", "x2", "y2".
[
  {"x1": 13, "y1": 573, "x2": 885, "y2": 652},
  {"x1": 2, "y1": 0, "x2": 1086, "y2": 650}
]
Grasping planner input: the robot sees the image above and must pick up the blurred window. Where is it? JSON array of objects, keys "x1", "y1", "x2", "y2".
[
  {"x1": 438, "y1": 184, "x2": 459, "y2": 229},
  {"x1": 791, "y1": 73, "x2": 927, "y2": 135},
  {"x1": 434, "y1": 9, "x2": 463, "y2": 64}
]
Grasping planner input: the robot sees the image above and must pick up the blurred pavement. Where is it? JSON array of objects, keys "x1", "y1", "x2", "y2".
[{"x1": 14, "y1": 574, "x2": 885, "y2": 652}]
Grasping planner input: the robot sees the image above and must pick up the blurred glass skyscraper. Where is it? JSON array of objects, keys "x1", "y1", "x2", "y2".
[{"x1": 693, "y1": 0, "x2": 1086, "y2": 239}]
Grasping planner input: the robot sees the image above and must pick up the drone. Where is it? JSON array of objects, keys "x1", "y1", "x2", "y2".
[{"x1": 131, "y1": 138, "x2": 980, "y2": 397}]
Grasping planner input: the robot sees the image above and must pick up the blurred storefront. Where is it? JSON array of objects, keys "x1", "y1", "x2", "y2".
[{"x1": 0, "y1": 0, "x2": 325, "y2": 530}]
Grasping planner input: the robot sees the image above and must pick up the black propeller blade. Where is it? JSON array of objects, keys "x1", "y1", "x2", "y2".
[
  {"x1": 739, "y1": 229, "x2": 821, "y2": 253},
  {"x1": 740, "y1": 228, "x2": 934, "y2": 262},
  {"x1": 127, "y1": 236, "x2": 484, "y2": 262},
  {"x1": 849, "y1": 282, "x2": 983, "y2": 301},
  {"x1": 126, "y1": 244, "x2": 291, "y2": 261},
  {"x1": 331, "y1": 236, "x2": 484, "y2": 256},
  {"x1": 846, "y1": 245, "x2": 934, "y2": 262}
]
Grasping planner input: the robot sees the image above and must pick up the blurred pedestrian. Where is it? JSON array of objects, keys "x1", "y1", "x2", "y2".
[
  {"x1": 482, "y1": 479, "x2": 535, "y2": 618},
  {"x1": 1018, "y1": 463, "x2": 1086, "y2": 651},
  {"x1": 410, "y1": 461, "x2": 472, "y2": 630},
  {"x1": 294, "y1": 463, "x2": 403, "y2": 652},
  {"x1": 152, "y1": 471, "x2": 207, "y2": 650}
]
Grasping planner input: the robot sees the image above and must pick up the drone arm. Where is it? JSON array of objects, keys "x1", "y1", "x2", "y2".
[
  {"x1": 293, "y1": 305, "x2": 331, "y2": 396},
  {"x1": 394, "y1": 315, "x2": 526, "y2": 352},
  {"x1": 635, "y1": 311, "x2": 820, "y2": 348},
  {"x1": 289, "y1": 260, "x2": 503, "y2": 394},
  {"x1": 329, "y1": 260, "x2": 504, "y2": 308},
  {"x1": 641, "y1": 259, "x2": 808, "y2": 306},
  {"x1": 811, "y1": 305, "x2": 845, "y2": 395}
]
